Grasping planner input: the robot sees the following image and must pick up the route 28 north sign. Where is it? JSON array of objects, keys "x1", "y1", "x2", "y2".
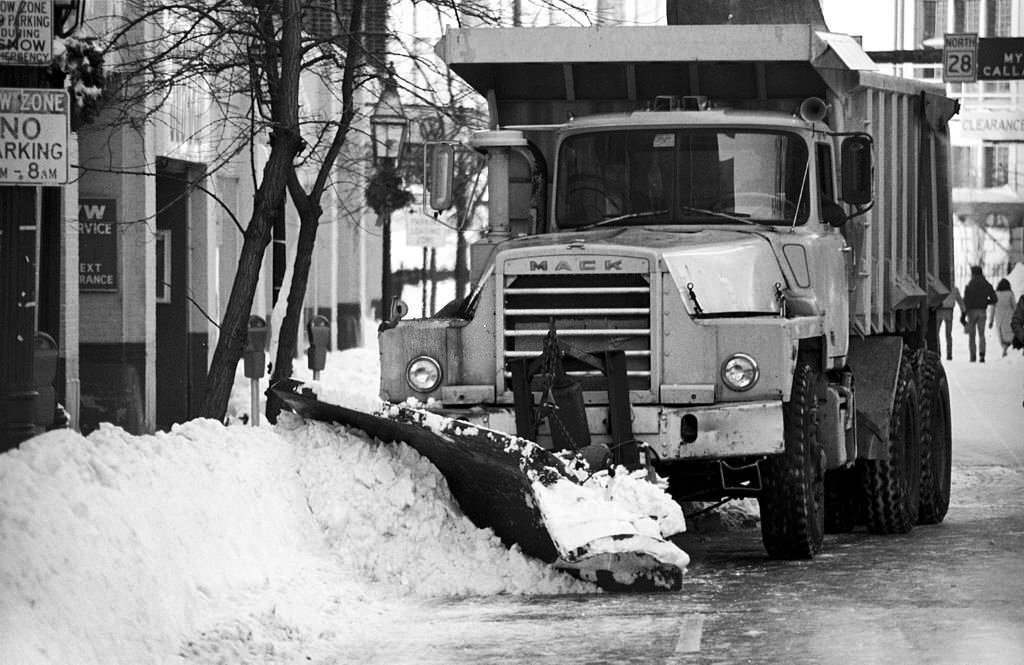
[
  {"x1": 944, "y1": 34, "x2": 1024, "y2": 83},
  {"x1": 943, "y1": 33, "x2": 978, "y2": 83}
]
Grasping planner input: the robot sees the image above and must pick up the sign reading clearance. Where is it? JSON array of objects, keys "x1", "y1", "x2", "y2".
[{"x1": 953, "y1": 111, "x2": 1024, "y2": 142}]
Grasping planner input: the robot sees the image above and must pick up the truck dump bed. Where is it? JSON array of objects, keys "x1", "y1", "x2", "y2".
[{"x1": 437, "y1": 24, "x2": 958, "y2": 336}]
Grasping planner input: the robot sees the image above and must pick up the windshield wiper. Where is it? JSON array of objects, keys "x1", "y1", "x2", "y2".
[
  {"x1": 574, "y1": 209, "x2": 669, "y2": 231},
  {"x1": 679, "y1": 205, "x2": 761, "y2": 226}
]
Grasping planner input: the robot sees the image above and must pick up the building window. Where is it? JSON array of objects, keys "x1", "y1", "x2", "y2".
[
  {"x1": 303, "y1": 0, "x2": 336, "y2": 40},
  {"x1": 983, "y1": 145, "x2": 1009, "y2": 187},
  {"x1": 156, "y1": 230, "x2": 171, "y2": 304},
  {"x1": 922, "y1": 0, "x2": 937, "y2": 40},
  {"x1": 952, "y1": 146, "x2": 974, "y2": 188},
  {"x1": 954, "y1": 0, "x2": 980, "y2": 32},
  {"x1": 986, "y1": 0, "x2": 1012, "y2": 36}
]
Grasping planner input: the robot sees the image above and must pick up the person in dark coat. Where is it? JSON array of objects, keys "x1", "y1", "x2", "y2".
[
  {"x1": 1012, "y1": 293, "x2": 1024, "y2": 351},
  {"x1": 962, "y1": 265, "x2": 997, "y2": 362}
]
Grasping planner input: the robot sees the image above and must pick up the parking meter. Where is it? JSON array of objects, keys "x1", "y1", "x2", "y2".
[
  {"x1": 306, "y1": 315, "x2": 330, "y2": 379},
  {"x1": 33, "y1": 332, "x2": 59, "y2": 429},
  {"x1": 243, "y1": 315, "x2": 268, "y2": 379},
  {"x1": 244, "y1": 315, "x2": 268, "y2": 425}
]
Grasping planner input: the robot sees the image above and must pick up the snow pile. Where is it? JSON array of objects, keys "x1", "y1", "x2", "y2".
[
  {"x1": 1, "y1": 407, "x2": 596, "y2": 664},
  {"x1": 228, "y1": 345, "x2": 382, "y2": 423},
  {"x1": 0, "y1": 420, "x2": 369, "y2": 664},
  {"x1": 275, "y1": 413, "x2": 589, "y2": 596}
]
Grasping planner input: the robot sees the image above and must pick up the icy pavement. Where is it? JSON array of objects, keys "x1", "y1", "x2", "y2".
[{"x1": 2, "y1": 322, "x2": 1022, "y2": 664}]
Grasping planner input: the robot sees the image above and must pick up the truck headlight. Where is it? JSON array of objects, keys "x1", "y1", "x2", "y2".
[
  {"x1": 406, "y1": 356, "x2": 442, "y2": 392},
  {"x1": 721, "y1": 353, "x2": 759, "y2": 392}
]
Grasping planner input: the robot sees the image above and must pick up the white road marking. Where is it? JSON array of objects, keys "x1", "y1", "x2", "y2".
[{"x1": 671, "y1": 613, "x2": 705, "y2": 656}]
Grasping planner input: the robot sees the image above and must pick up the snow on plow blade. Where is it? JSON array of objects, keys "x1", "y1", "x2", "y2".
[{"x1": 270, "y1": 380, "x2": 688, "y2": 591}]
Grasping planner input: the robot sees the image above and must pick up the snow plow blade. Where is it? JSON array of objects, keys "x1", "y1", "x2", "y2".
[{"x1": 270, "y1": 380, "x2": 688, "y2": 591}]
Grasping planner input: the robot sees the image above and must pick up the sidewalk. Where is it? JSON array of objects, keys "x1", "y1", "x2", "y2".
[{"x1": 943, "y1": 323, "x2": 1024, "y2": 467}]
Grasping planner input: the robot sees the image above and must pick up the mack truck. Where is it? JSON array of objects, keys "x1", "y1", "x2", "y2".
[{"x1": 360, "y1": 23, "x2": 960, "y2": 562}]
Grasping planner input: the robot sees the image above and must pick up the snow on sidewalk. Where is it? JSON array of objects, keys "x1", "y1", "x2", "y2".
[{"x1": 1, "y1": 411, "x2": 588, "y2": 665}]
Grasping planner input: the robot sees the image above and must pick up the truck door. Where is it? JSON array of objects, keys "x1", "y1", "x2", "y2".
[{"x1": 816, "y1": 142, "x2": 850, "y2": 361}]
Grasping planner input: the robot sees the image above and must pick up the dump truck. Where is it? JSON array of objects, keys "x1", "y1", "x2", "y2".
[{"x1": 364, "y1": 23, "x2": 959, "y2": 561}]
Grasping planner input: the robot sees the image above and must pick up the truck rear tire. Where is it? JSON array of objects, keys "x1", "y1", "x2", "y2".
[
  {"x1": 759, "y1": 363, "x2": 825, "y2": 559},
  {"x1": 859, "y1": 349, "x2": 921, "y2": 534},
  {"x1": 917, "y1": 350, "x2": 952, "y2": 524}
]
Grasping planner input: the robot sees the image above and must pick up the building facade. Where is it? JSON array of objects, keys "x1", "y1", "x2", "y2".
[{"x1": 866, "y1": 0, "x2": 1024, "y2": 284}]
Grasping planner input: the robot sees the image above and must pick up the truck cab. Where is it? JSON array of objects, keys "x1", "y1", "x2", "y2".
[{"x1": 380, "y1": 24, "x2": 957, "y2": 560}]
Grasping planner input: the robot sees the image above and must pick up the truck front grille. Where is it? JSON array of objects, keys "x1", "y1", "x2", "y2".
[{"x1": 500, "y1": 273, "x2": 653, "y2": 395}]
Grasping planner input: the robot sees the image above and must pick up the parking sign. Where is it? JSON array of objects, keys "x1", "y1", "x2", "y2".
[{"x1": 943, "y1": 33, "x2": 978, "y2": 82}]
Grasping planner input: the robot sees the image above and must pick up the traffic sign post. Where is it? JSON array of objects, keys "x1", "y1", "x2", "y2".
[
  {"x1": 0, "y1": 1, "x2": 53, "y2": 66},
  {"x1": 0, "y1": 88, "x2": 70, "y2": 185},
  {"x1": 406, "y1": 214, "x2": 447, "y2": 248},
  {"x1": 977, "y1": 37, "x2": 1024, "y2": 80},
  {"x1": 943, "y1": 33, "x2": 978, "y2": 83}
]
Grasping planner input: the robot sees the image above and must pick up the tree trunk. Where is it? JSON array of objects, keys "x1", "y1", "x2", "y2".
[
  {"x1": 266, "y1": 207, "x2": 320, "y2": 423},
  {"x1": 666, "y1": 0, "x2": 828, "y2": 28},
  {"x1": 200, "y1": 0, "x2": 305, "y2": 421},
  {"x1": 200, "y1": 140, "x2": 301, "y2": 420}
]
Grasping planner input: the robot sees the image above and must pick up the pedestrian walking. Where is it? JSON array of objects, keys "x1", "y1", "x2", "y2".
[
  {"x1": 1011, "y1": 294, "x2": 1024, "y2": 408},
  {"x1": 936, "y1": 284, "x2": 965, "y2": 360},
  {"x1": 963, "y1": 265, "x2": 997, "y2": 362},
  {"x1": 991, "y1": 279, "x2": 1016, "y2": 357},
  {"x1": 1012, "y1": 293, "x2": 1024, "y2": 351}
]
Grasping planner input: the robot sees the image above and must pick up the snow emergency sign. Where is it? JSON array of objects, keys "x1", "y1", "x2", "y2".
[
  {"x1": 0, "y1": 0, "x2": 53, "y2": 65},
  {"x1": 0, "y1": 87, "x2": 69, "y2": 185}
]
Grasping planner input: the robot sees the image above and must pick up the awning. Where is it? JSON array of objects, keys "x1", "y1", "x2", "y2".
[{"x1": 953, "y1": 185, "x2": 1024, "y2": 226}]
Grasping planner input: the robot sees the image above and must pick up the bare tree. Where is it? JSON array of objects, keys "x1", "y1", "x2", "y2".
[
  {"x1": 88, "y1": 0, "x2": 595, "y2": 422},
  {"x1": 666, "y1": 0, "x2": 828, "y2": 27}
]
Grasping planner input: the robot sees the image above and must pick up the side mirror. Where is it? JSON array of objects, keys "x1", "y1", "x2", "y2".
[
  {"x1": 426, "y1": 142, "x2": 455, "y2": 211},
  {"x1": 379, "y1": 297, "x2": 409, "y2": 332},
  {"x1": 388, "y1": 297, "x2": 409, "y2": 322},
  {"x1": 822, "y1": 200, "x2": 847, "y2": 227},
  {"x1": 840, "y1": 135, "x2": 873, "y2": 205}
]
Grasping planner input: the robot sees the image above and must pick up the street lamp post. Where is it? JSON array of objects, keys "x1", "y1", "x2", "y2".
[{"x1": 369, "y1": 71, "x2": 409, "y2": 321}]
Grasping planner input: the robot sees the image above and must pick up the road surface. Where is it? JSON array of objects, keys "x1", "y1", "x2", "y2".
[{"x1": 339, "y1": 333, "x2": 1024, "y2": 664}]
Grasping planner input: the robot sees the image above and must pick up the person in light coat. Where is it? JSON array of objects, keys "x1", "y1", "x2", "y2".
[
  {"x1": 991, "y1": 279, "x2": 1016, "y2": 358},
  {"x1": 936, "y1": 284, "x2": 965, "y2": 361}
]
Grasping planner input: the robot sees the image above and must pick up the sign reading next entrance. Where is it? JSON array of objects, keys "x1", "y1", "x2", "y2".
[{"x1": 79, "y1": 199, "x2": 118, "y2": 292}]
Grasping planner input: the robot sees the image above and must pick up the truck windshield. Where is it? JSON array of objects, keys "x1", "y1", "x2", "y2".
[{"x1": 556, "y1": 129, "x2": 810, "y2": 228}]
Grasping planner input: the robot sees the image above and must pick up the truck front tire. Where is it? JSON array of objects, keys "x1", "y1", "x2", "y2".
[
  {"x1": 759, "y1": 363, "x2": 826, "y2": 559},
  {"x1": 859, "y1": 349, "x2": 921, "y2": 534},
  {"x1": 916, "y1": 350, "x2": 952, "y2": 524}
]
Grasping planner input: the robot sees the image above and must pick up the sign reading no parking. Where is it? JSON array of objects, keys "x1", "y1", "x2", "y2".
[{"x1": 0, "y1": 87, "x2": 69, "y2": 185}]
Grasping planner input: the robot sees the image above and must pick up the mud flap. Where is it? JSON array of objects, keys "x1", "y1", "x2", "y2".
[{"x1": 270, "y1": 380, "x2": 688, "y2": 591}]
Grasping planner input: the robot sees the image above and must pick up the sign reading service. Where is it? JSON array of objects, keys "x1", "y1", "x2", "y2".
[{"x1": 79, "y1": 198, "x2": 119, "y2": 292}]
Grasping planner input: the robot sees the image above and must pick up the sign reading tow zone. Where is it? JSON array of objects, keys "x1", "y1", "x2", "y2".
[
  {"x1": 0, "y1": 0, "x2": 53, "y2": 65},
  {"x1": 0, "y1": 88, "x2": 69, "y2": 185},
  {"x1": 943, "y1": 33, "x2": 978, "y2": 83}
]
